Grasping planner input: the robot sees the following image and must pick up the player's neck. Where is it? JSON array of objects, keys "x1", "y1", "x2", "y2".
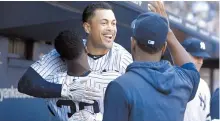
[
  {"x1": 86, "y1": 40, "x2": 109, "y2": 55},
  {"x1": 67, "y1": 62, "x2": 90, "y2": 77},
  {"x1": 135, "y1": 52, "x2": 161, "y2": 62},
  {"x1": 67, "y1": 68, "x2": 91, "y2": 77},
  {"x1": 66, "y1": 54, "x2": 90, "y2": 77}
]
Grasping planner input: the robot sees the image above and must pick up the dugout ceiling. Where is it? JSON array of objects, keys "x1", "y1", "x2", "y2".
[{"x1": 0, "y1": 1, "x2": 218, "y2": 59}]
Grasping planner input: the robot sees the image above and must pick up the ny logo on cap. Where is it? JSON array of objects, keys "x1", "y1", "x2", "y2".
[
  {"x1": 200, "y1": 42, "x2": 206, "y2": 50},
  {"x1": 148, "y1": 40, "x2": 155, "y2": 45}
]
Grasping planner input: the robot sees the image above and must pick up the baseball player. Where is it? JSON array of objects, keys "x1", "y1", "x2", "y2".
[
  {"x1": 182, "y1": 38, "x2": 211, "y2": 121},
  {"x1": 103, "y1": 2, "x2": 200, "y2": 121},
  {"x1": 18, "y1": 1, "x2": 132, "y2": 100},
  {"x1": 18, "y1": 2, "x2": 132, "y2": 121},
  {"x1": 44, "y1": 30, "x2": 121, "y2": 121}
]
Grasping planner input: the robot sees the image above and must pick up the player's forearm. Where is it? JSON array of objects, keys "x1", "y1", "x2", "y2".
[
  {"x1": 167, "y1": 30, "x2": 193, "y2": 66},
  {"x1": 18, "y1": 67, "x2": 62, "y2": 98}
]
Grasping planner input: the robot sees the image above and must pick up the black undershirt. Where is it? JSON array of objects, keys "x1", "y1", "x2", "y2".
[{"x1": 87, "y1": 53, "x2": 105, "y2": 60}]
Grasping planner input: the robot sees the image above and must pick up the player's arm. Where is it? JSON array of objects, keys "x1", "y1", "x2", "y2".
[
  {"x1": 103, "y1": 81, "x2": 129, "y2": 121},
  {"x1": 18, "y1": 67, "x2": 102, "y2": 103},
  {"x1": 18, "y1": 50, "x2": 64, "y2": 98},
  {"x1": 149, "y1": 1, "x2": 200, "y2": 100},
  {"x1": 148, "y1": 1, "x2": 193, "y2": 66},
  {"x1": 164, "y1": 14, "x2": 200, "y2": 101},
  {"x1": 18, "y1": 67, "x2": 62, "y2": 98}
]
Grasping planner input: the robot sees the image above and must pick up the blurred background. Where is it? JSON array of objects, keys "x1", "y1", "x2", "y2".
[
  {"x1": 165, "y1": 1, "x2": 219, "y2": 37},
  {"x1": 0, "y1": 1, "x2": 219, "y2": 121},
  {"x1": 164, "y1": 1, "x2": 219, "y2": 91}
]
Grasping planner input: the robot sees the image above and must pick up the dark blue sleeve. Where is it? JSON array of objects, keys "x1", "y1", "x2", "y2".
[
  {"x1": 179, "y1": 62, "x2": 200, "y2": 101},
  {"x1": 103, "y1": 81, "x2": 129, "y2": 121},
  {"x1": 211, "y1": 88, "x2": 219, "y2": 119},
  {"x1": 18, "y1": 67, "x2": 62, "y2": 98},
  {"x1": 180, "y1": 62, "x2": 197, "y2": 71}
]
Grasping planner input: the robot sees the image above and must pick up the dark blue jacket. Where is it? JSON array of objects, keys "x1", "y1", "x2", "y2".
[
  {"x1": 103, "y1": 60, "x2": 200, "y2": 121},
  {"x1": 211, "y1": 88, "x2": 219, "y2": 120}
]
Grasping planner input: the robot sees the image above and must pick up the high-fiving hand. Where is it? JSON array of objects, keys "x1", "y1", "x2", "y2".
[{"x1": 148, "y1": 1, "x2": 171, "y2": 31}]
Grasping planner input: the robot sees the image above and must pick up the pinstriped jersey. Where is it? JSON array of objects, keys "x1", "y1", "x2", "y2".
[
  {"x1": 31, "y1": 42, "x2": 132, "y2": 78},
  {"x1": 30, "y1": 42, "x2": 132, "y2": 120},
  {"x1": 184, "y1": 78, "x2": 211, "y2": 121},
  {"x1": 46, "y1": 71, "x2": 121, "y2": 121}
]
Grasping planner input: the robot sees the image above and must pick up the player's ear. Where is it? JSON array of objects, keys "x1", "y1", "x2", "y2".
[
  {"x1": 131, "y1": 37, "x2": 137, "y2": 53},
  {"x1": 83, "y1": 22, "x2": 91, "y2": 34},
  {"x1": 131, "y1": 37, "x2": 137, "y2": 50},
  {"x1": 161, "y1": 42, "x2": 167, "y2": 55},
  {"x1": 131, "y1": 37, "x2": 134, "y2": 48}
]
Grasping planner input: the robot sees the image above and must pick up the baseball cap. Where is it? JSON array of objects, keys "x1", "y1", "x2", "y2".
[
  {"x1": 131, "y1": 12, "x2": 169, "y2": 51},
  {"x1": 181, "y1": 38, "x2": 210, "y2": 58}
]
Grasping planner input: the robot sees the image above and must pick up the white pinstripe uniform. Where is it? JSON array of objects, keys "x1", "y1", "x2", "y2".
[
  {"x1": 46, "y1": 71, "x2": 121, "y2": 121},
  {"x1": 31, "y1": 42, "x2": 133, "y2": 121},
  {"x1": 31, "y1": 42, "x2": 132, "y2": 77},
  {"x1": 184, "y1": 78, "x2": 211, "y2": 121}
]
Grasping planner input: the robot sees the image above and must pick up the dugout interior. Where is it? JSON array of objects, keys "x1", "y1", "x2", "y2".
[{"x1": 0, "y1": 1, "x2": 218, "y2": 121}]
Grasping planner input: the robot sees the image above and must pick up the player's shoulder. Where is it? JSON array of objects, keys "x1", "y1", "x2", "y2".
[
  {"x1": 199, "y1": 78, "x2": 210, "y2": 89},
  {"x1": 44, "y1": 49, "x2": 60, "y2": 58},
  {"x1": 112, "y1": 42, "x2": 131, "y2": 55},
  {"x1": 33, "y1": 49, "x2": 61, "y2": 64},
  {"x1": 31, "y1": 49, "x2": 64, "y2": 71}
]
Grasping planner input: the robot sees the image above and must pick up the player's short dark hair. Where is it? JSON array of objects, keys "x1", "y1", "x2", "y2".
[
  {"x1": 82, "y1": 2, "x2": 113, "y2": 23},
  {"x1": 137, "y1": 42, "x2": 164, "y2": 54},
  {"x1": 54, "y1": 30, "x2": 84, "y2": 60}
]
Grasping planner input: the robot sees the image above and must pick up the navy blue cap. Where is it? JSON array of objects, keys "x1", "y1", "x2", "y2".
[
  {"x1": 131, "y1": 12, "x2": 169, "y2": 50},
  {"x1": 182, "y1": 38, "x2": 210, "y2": 58}
]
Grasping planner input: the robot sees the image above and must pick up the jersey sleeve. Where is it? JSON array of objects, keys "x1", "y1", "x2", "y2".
[
  {"x1": 177, "y1": 63, "x2": 200, "y2": 101},
  {"x1": 17, "y1": 67, "x2": 63, "y2": 98},
  {"x1": 31, "y1": 49, "x2": 66, "y2": 79},
  {"x1": 17, "y1": 49, "x2": 66, "y2": 98}
]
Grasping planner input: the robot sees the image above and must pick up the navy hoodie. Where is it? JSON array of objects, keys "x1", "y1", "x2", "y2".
[
  {"x1": 103, "y1": 60, "x2": 200, "y2": 121},
  {"x1": 210, "y1": 88, "x2": 219, "y2": 120}
]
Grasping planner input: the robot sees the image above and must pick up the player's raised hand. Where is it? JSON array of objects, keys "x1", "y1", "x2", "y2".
[
  {"x1": 61, "y1": 76, "x2": 102, "y2": 104},
  {"x1": 148, "y1": 1, "x2": 171, "y2": 31}
]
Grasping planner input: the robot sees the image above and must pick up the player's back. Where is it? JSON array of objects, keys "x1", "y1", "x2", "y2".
[
  {"x1": 184, "y1": 78, "x2": 211, "y2": 121},
  {"x1": 107, "y1": 61, "x2": 200, "y2": 121},
  {"x1": 46, "y1": 71, "x2": 121, "y2": 121}
]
